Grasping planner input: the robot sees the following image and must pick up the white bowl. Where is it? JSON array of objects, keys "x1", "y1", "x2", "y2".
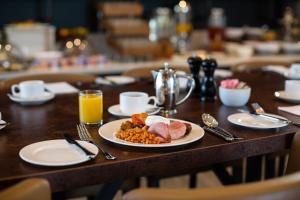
[
  {"x1": 254, "y1": 42, "x2": 281, "y2": 54},
  {"x1": 282, "y1": 42, "x2": 300, "y2": 54},
  {"x1": 226, "y1": 28, "x2": 244, "y2": 40},
  {"x1": 225, "y1": 43, "x2": 254, "y2": 58},
  {"x1": 219, "y1": 87, "x2": 251, "y2": 107},
  {"x1": 245, "y1": 27, "x2": 264, "y2": 38}
]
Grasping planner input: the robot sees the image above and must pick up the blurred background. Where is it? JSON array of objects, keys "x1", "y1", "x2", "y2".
[{"x1": 1, "y1": 0, "x2": 300, "y2": 76}]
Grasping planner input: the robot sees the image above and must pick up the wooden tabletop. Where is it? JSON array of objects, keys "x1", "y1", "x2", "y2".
[{"x1": 0, "y1": 71, "x2": 298, "y2": 192}]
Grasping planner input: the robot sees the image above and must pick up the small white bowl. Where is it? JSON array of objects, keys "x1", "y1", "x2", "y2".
[
  {"x1": 254, "y1": 42, "x2": 281, "y2": 54},
  {"x1": 226, "y1": 28, "x2": 244, "y2": 40},
  {"x1": 282, "y1": 42, "x2": 300, "y2": 54},
  {"x1": 219, "y1": 87, "x2": 251, "y2": 107}
]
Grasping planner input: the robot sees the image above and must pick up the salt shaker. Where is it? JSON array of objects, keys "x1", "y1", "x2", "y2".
[
  {"x1": 200, "y1": 58, "x2": 217, "y2": 101},
  {"x1": 187, "y1": 56, "x2": 202, "y2": 94}
]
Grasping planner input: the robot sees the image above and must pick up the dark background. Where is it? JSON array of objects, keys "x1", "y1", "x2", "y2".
[{"x1": 0, "y1": 0, "x2": 299, "y2": 30}]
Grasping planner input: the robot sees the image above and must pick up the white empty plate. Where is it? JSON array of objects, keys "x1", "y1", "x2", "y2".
[
  {"x1": 19, "y1": 139, "x2": 98, "y2": 166},
  {"x1": 8, "y1": 91, "x2": 55, "y2": 106},
  {"x1": 98, "y1": 118, "x2": 204, "y2": 148},
  {"x1": 275, "y1": 91, "x2": 300, "y2": 103},
  {"x1": 108, "y1": 104, "x2": 161, "y2": 117},
  {"x1": 227, "y1": 113, "x2": 288, "y2": 129}
]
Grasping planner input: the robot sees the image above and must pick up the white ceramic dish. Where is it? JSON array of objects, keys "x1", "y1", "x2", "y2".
[
  {"x1": 219, "y1": 87, "x2": 251, "y2": 107},
  {"x1": 225, "y1": 28, "x2": 244, "y2": 40},
  {"x1": 19, "y1": 139, "x2": 98, "y2": 166},
  {"x1": 227, "y1": 113, "x2": 288, "y2": 129},
  {"x1": 108, "y1": 104, "x2": 161, "y2": 117},
  {"x1": 275, "y1": 91, "x2": 300, "y2": 103},
  {"x1": 282, "y1": 42, "x2": 300, "y2": 54},
  {"x1": 254, "y1": 42, "x2": 281, "y2": 54},
  {"x1": 8, "y1": 91, "x2": 55, "y2": 105},
  {"x1": 98, "y1": 118, "x2": 204, "y2": 148}
]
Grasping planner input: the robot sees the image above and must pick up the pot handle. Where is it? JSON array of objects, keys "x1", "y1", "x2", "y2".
[{"x1": 176, "y1": 74, "x2": 195, "y2": 105}]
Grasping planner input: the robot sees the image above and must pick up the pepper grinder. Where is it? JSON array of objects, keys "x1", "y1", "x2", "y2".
[
  {"x1": 187, "y1": 56, "x2": 202, "y2": 94},
  {"x1": 200, "y1": 58, "x2": 217, "y2": 101}
]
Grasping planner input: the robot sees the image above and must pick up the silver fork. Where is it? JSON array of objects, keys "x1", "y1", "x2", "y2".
[{"x1": 77, "y1": 124, "x2": 117, "y2": 160}]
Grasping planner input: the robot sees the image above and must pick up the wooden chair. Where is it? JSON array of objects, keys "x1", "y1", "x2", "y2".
[
  {"x1": 231, "y1": 61, "x2": 291, "y2": 72},
  {"x1": 0, "y1": 178, "x2": 51, "y2": 200},
  {"x1": 122, "y1": 66, "x2": 190, "y2": 79},
  {"x1": 0, "y1": 73, "x2": 96, "y2": 90},
  {"x1": 123, "y1": 172, "x2": 300, "y2": 200},
  {"x1": 123, "y1": 131, "x2": 300, "y2": 200},
  {"x1": 286, "y1": 131, "x2": 300, "y2": 174}
]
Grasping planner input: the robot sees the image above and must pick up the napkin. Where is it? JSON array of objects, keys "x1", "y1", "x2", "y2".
[
  {"x1": 263, "y1": 65, "x2": 289, "y2": 75},
  {"x1": 278, "y1": 105, "x2": 300, "y2": 116},
  {"x1": 45, "y1": 82, "x2": 79, "y2": 94},
  {"x1": 95, "y1": 76, "x2": 135, "y2": 85}
]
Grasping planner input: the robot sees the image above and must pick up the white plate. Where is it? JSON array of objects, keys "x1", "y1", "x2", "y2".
[
  {"x1": 275, "y1": 91, "x2": 300, "y2": 103},
  {"x1": 108, "y1": 104, "x2": 161, "y2": 117},
  {"x1": 98, "y1": 118, "x2": 204, "y2": 148},
  {"x1": 19, "y1": 139, "x2": 98, "y2": 167},
  {"x1": 227, "y1": 113, "x2": 288, "y2": 129},
  {"x1": 8, "y1": 91, "x2": 55, "y2": 105}
]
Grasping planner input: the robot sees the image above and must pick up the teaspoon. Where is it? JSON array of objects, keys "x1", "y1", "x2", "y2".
[{"x1": 202, "y1": 113, "x2": 243, "y2": 140}]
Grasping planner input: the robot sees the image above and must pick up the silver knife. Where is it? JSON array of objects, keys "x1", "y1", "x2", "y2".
[
  {"x1": 203, "y1": 126, "x2": 234, "y2": 142},
  {"x1": 64, "y1": 133, "x2": 95, "y2": 157}
]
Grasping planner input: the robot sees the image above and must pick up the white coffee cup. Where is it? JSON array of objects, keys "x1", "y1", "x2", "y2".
[
  {"x1": 11, "y1": 80, "x2": 45, "y2": 99},
  {"x1": 285, "y1": 80, "x2": 300, "y2": 98},
  {"x1": 120, "y1": 92, "x2": 157, "y2": 115}
]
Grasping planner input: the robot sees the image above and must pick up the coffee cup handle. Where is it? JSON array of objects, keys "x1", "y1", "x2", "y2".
[
  {"x1": 148, "y1": 96, "x2": 158, "y2": 107},
  {"x1": 11, "y1": 84, "x2": 20, "y2": 96}
]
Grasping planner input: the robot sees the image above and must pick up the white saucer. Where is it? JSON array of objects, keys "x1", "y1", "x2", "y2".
[
  {"x1": 108, "y1": 104, "x2": 161, "y2": 117},
  {"x1": 227, "y1": 113, "x2": 288, "y2": 129},
  {"x1": 8, "y1": 91, "x2": 55, "y2": 106},
  {"x1": 275, "y1": 91, "x2": 300, "y2": 103},
  {"x1": 19, "y1": 139, "x2": 98, "y2": 167}
]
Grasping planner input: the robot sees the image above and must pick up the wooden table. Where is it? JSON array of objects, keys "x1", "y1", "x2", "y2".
[{"x1": 0, "y1": 71, "x2": 298, "y2": 192}]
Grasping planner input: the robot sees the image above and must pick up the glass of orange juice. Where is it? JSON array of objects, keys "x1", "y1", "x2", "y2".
[{"x1": 79, "y1": 90, "x2": 103, "y2": 125}]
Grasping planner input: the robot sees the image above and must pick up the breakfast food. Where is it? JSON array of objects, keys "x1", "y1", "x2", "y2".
[
  {"x1": 220, "y1": 79, "x2": 249, "y2": 89},
  {"x1": 116, "y1": 113, "x2": 192, "y2": 144}
]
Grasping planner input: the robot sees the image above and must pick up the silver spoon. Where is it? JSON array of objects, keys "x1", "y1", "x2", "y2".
[{"x1": 202, "y1": 113, "x2": 243, "y2": 140}]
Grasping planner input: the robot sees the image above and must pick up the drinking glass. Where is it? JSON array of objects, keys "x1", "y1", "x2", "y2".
[{"x1": 79, "y1": 90, "x2": 103, "y2": 125}]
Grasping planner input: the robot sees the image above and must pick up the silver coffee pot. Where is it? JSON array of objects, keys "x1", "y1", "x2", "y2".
[{"x1": 152, "y1": 63, "x2": 195, "y2": 114}]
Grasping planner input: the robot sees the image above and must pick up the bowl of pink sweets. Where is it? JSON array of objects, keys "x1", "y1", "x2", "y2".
[{"x1": 219, "y1": 79, "x2": 251, "y2": 107}]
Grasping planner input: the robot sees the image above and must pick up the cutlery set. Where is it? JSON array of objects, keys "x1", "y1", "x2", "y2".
[
  {"x1": 202, "y1": 102, "x2": 300, "y2": 142},
  {"x1": 202, "y1": 113, "x2": 243, "y2": 142},
  {"x1": 64, "y1": 124, "x2": 117, "y2": 160}
]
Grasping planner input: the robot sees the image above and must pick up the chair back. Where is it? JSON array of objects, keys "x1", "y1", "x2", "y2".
[
  {"x1": 0, "y1": 73, "x2": 96, "y2": 90},
  {"x1": 286, "y1": 131, "x2": 300, "y2": 174},
  {"x1": 123, "y1": 171, "x2": 300, "y2": 200},
  {"x1": 0, "y1": 178, "x2": 51, "y2": 200}
]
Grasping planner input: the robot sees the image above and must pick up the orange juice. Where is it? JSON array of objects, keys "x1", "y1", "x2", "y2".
[{"x1": 79, "y1": 90, "x2": 103, "y2": 125}]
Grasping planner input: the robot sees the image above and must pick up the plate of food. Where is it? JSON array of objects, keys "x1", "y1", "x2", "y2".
[{"x1": 98, "y1": 113, "x2": 204, "y2": 147}]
